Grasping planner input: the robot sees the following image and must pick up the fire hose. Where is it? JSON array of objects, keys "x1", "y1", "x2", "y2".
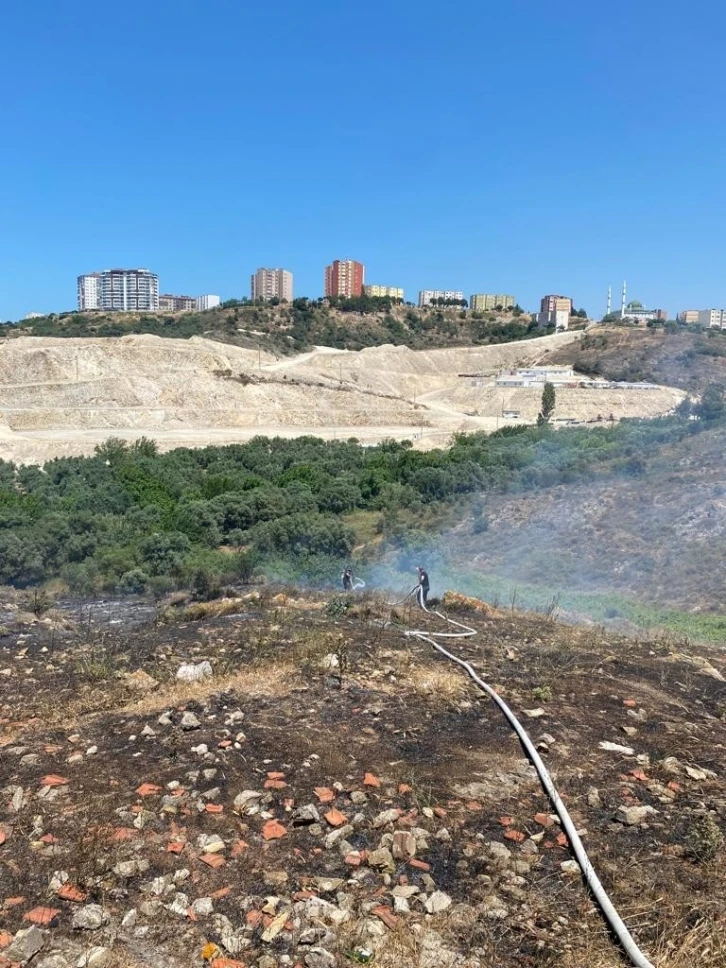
[{"x1": 385, "y1": 585, "x2": 656, "y2": 968}]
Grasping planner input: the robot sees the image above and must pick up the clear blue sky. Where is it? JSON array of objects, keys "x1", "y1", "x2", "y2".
[{"x1": 2, "y1": 0, "x2": 725, "y2": 321}]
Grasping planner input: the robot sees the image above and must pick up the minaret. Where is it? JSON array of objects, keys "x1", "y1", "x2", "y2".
[
  {"x1": 621, "y1": 280, "x2": 627, "y2": 317},
  {"x1": 606, "y1": 285, "x2": 612, "y2": 317}
]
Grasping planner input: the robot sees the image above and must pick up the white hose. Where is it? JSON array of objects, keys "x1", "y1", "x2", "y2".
[
  {"x1": 405, "y1": 587, "x2": 656, "y2": 968},
  {"x1": 352, "y1": 578, "x2": 366, "y2": 590}
]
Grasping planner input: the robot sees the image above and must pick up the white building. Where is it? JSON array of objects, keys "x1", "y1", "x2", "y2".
[
  {"x1": 77, "y1": 273, "x2": 102, "y2": 311},
  {"x1": 418, "y1": 289, "x2": 464, "y2": 307},
  {"x1": 251, "y1": 268, "x2": 293, "y2": 302},
  {"x1": 696, "y1": 309, "x2": 726, "y2": 330},
  {"x1": 78, "y1": 269, "x2": 159, "y2": 312},
  {"x1": 196, "y1": 294, "x2": 221, "y2": 311}
]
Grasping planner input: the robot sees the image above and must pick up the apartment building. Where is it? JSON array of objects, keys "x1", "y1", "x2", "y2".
[
  {"x1": 678, "y1": 310, "x2": 700, "y2": 325},
  {"x1": 196, "y1": 294, "x2": 221, "y2": 311},
  {"x1": 77, "y1": 273, "x2": 102, "y2": 311},
  {"x1": 362, "y1": 285, "x2": 404, "y2": 300},
  {"x1": 418, "y1": 290, "x2": 464, "y2": 307},
  {"x1": 251, "y1": 268, "x2": 293, "y2": 303},
  {"x1": 695, "y1": 309, "x2": 726, "y2": 329},
  {"x1": 537, "y1": 294, "x2": 572, "y2": 330},
  {"x1": 325, "y1": 260, "x2": 365, "y2": 298},
  {"x1": 159, "y1": 294, "x2": 197, "y2": 312},
  {"x1": 470, "y1": 293, "x2": 515, "y2": 311},
  {"x1": 77, "y1": 269, "x2": 159, "y2": 312}
]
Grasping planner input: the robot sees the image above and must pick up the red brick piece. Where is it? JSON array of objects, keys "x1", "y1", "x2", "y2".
[
  {"x1": 408, "y1": 859, "x2": 431, "y2": 871},
  {"x1": 135, "y1": 783, "x2": 161, "y2": 797},
  {"x1": 372, "y1": 905, "x2": 398, "y2": 929},
  {"x1": 534, "y1": 812, "x2": 554, "y2": 828},
  {"x1": 41, "y1": 776, "x2": 68, "y2": 788},
  {"x1": 205, "y1": 804, "x2": 224, "y2": 814},
  {"x1": 56, "y1": 885, "x2": 86, "y2": 903},
  {"x1": 24, "y1": 906, "x2": 61, "y2": 925},
  {"x1": 324, "y1": 808, "x2": 348, "y2": 827},
  {"x1": 200, "y1": 853, "x2": 226, "y2": 869},
  {"x1": 314, "y1": 787, "x2": 335, "y2": 803},
  {"x1": 261, "y1": 820, "x2": 287, "y2": 841},
  {"x1": 363, "y1": 773, "x2": 381, "y2": 788},
  {"x1": 504, "y1": 829, "x2": 526, "y2": 843}
]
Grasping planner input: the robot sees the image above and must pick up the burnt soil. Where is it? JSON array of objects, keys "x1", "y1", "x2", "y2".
[{"x1": 1, "y1": 590, "x2": 726, "y2": 968}]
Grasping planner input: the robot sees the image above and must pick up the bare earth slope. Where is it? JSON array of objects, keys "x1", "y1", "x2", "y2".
[{"x1": 0, "y1": 332, "x2": 684, "y2": 463}]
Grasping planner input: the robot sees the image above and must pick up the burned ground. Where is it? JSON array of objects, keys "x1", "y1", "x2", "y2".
[{"x1": 1, "y1": 591, "x2": 725, "y2": 968}]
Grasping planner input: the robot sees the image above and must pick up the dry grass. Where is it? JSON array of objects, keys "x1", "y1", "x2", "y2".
[{"x1": 121, "y1": 659, "x2": 302, "y2": 716}]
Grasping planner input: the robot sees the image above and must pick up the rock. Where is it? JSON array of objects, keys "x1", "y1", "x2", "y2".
[
  {"x1": 176, "y1": 661, "x2": 213, "y2": 682},
  {"x1": 180, "y1": 711, "x2": 201, "y2": 730},
  {"x1": 304, "y1": 948, "x2": 336, "y2": 968},
  {"x1": 367, "y1": 847, "x2": 395, "y2": 871},
  {"x1": 480, "y1": 896, "x2": 509, "y2": 920},
  {"x1": 37, "y1": 956, "x2": 71, "y2": 968},
  {"x1": 392, "y1": 830, "x2": 417, "y2": 860},
  {"x1": 233, "y1": 790, "x2": 263, "y2": 815},
  {"x1": 293, "y1": 804, "x2": 321, "y2": 825},
  {"x1": 313, "y1": 877, "x2": 344, "y2": 892},
  {"x1": 261, "y1": 907, "x2": 291, "y2": 942},
  {"x1": 7, "y1": 926, "x2": 46, "y2": 962},
  {"x1": 599, "y1": 741, "x2": 635, "y2": 755},
  {"x1": 121, "y1": 909, "x2": 137, "y2": 928},
  {"x1": 76, "y1": 948, "x2": 111, "y2": 968},
  {"x1": 125, "y1": 669, "x2": 159, "y2": 691},
  {"x1": 560, "y1": 860, "x2": 580, "y2": 875},
  {"x1": 686, "y1": 765, "x2": 717, "y2": 781},
  {"x1": 372, "y1": 809, "x2": 400, "y2": 828},
  {"x1": 523, "y1": 708, "x2": 546, "y2": 718},
  {"x1": 72, "y1": 905, "x2": 108, "y2": 931},
  {"x1": 616, "y1": 805, "x2": 658, "y2": 825},
  {"x1": 587, "y1": 787, "x2": 601, "y2": 808},
  {"x1": 425, "y1": 891, "x2": 452, "y2": 914}
]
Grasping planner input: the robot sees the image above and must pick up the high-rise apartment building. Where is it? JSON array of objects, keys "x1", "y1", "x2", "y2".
[
  {"x1": 159, "y1": 294, "x2": 197, "y2": 312},
  {"x1": 78, "y1": 269, "x2": 159, "y2": 312},
  {"x1": 470, "y1": 293, "x2": 515, "y2": 312},
  {"x1": 77, "y1": 273, "x2": 102, "y2": 311},
  {"x1": 251, "y1": 268, "x2": 293, "y2": 303},
  {"x1": 196, "y1": 294, "x2": 221, "y2": 311},
  {"x1": 325, "y1": 260, "x2": 365, "y2": 298},
  {"x1": 418, "y1": 290, "x2": 464, "y2": 308},
  {"x1": 362, "y1": 285, "x2": 404, "y2": 300},
  {"x1": 537, "y1": 294, "x2": 573, "y2": 330}
]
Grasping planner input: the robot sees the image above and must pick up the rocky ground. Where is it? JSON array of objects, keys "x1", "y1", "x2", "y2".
[{"x1": 1, "y1": 590, "x2": 725, "y2": 968}]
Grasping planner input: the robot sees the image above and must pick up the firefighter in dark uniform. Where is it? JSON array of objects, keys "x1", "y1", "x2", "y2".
[
  {"x1": 342, "y1": 567, "x2": 353, "y2": 592},
  {"x1": 417, "y1": 566, "x2": 430, "y2": 605}
]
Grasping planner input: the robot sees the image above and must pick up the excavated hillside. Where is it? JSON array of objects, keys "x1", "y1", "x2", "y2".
[{"x1": 0, "y1": 332, "x2": 687, "y2": 464}]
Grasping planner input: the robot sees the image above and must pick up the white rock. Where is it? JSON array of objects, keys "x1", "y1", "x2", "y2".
[
  {"x1": 599, "y1": 741, "x2": 635, "y2": 755},
  {"x1": 176, "y1": 661, "x2": 213, "y2": 682},
  {"x1": 425, "y1": 891, "x2": 452, "y2": 914}
]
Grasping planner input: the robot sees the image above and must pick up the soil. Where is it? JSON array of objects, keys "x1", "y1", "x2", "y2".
[{"x1": 1, "y1": 589, "x2": 725, "y2": 967}]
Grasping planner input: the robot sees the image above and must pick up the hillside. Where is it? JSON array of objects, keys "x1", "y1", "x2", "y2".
[
  {"x1": 0, "y1": 332, "x2": 685, "y2": 464},
  {"x1": 437, "y1": 419, "x2": 726, "y2": 618},
  {"x1": 0, "y1": 590, "x2": 724, "y2": 968},
  {"x1": 548, "y1": 326, "x2": 726, "y2": 395},
  {"x1": 5, "y1": 300, "x2": 553, "y2": 355}
]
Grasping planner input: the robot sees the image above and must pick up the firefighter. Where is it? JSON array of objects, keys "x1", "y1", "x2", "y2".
[
  {"x1": 342, "y1": 567, "x2": 353, "y2": 592},
  {"x1": 416, "y1": 565, "x2": 430, "y2": 605}
]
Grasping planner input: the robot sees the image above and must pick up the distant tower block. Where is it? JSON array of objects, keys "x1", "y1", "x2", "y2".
[
  {"x1": 621, "y1": 280, "x2": 627, "y2": 317},
  {"x1": 606, "y1": 285, "x2": 612, "y2": 317}
]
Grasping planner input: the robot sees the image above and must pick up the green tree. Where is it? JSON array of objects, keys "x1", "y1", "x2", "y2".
[
  {"x1": 695, "y1": 383, "x2": 726, "y2": 421},
  {"x1": 537, "y1": 382, "x2": 556, "y2": 426}
]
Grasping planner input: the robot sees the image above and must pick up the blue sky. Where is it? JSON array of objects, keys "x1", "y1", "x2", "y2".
[{"x1": 2, "y1": 0, "x2": 725, "y2": 321}]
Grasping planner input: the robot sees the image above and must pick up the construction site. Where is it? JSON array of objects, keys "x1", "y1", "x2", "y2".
[{"x1": 0, "y1": 331, "x2": 687, "y2": 464}]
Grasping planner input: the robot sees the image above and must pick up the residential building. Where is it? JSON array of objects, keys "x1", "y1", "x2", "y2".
[
  {"x1": 678, "y1": 310, "x2": 700, "y2": 325},
  {"x1": 537, "y1": 294, "x2": 573, "y2": 330},
  {"x1": 77, "y1": 269, "x2": 159, "y2": 312},
  {"x1": 159, "y1": 294, "x2": 197, "y2": 312},
  {"x1": 251, "y1": 268, "x2": 293, "y2": 303},
  {"x1": 470, "y1": 293, "x2": 516, "y2": 312},
  {"x1": 362, "y1": 285, "x2": 404, "y2": 300},
  {"x1": 325, "y1": 260, "x2": 365, "y2": 298},
  {"x1": 196, "y1": 294, "x2": 221, "y2": 311},
  {"x1": 611, "y1": 301, "x2": 667, "y2": 323},
  {"x1": 418, "y1": 290, "x2": 465, "y2": 307},
  {"x1": 77, "y1": 273, "x2": 102, "y2": 311},
  {"x1": 695, "y1": 309, "x2": 726, "y2": 330}
]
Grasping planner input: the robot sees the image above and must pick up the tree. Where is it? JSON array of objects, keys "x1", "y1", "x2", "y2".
[
  {"x1": 695, "y1": 383, "x2": 726, "y2": 422},
  {"x1": 537, "y1": 382, "x2": 556, "y2": 426}
]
